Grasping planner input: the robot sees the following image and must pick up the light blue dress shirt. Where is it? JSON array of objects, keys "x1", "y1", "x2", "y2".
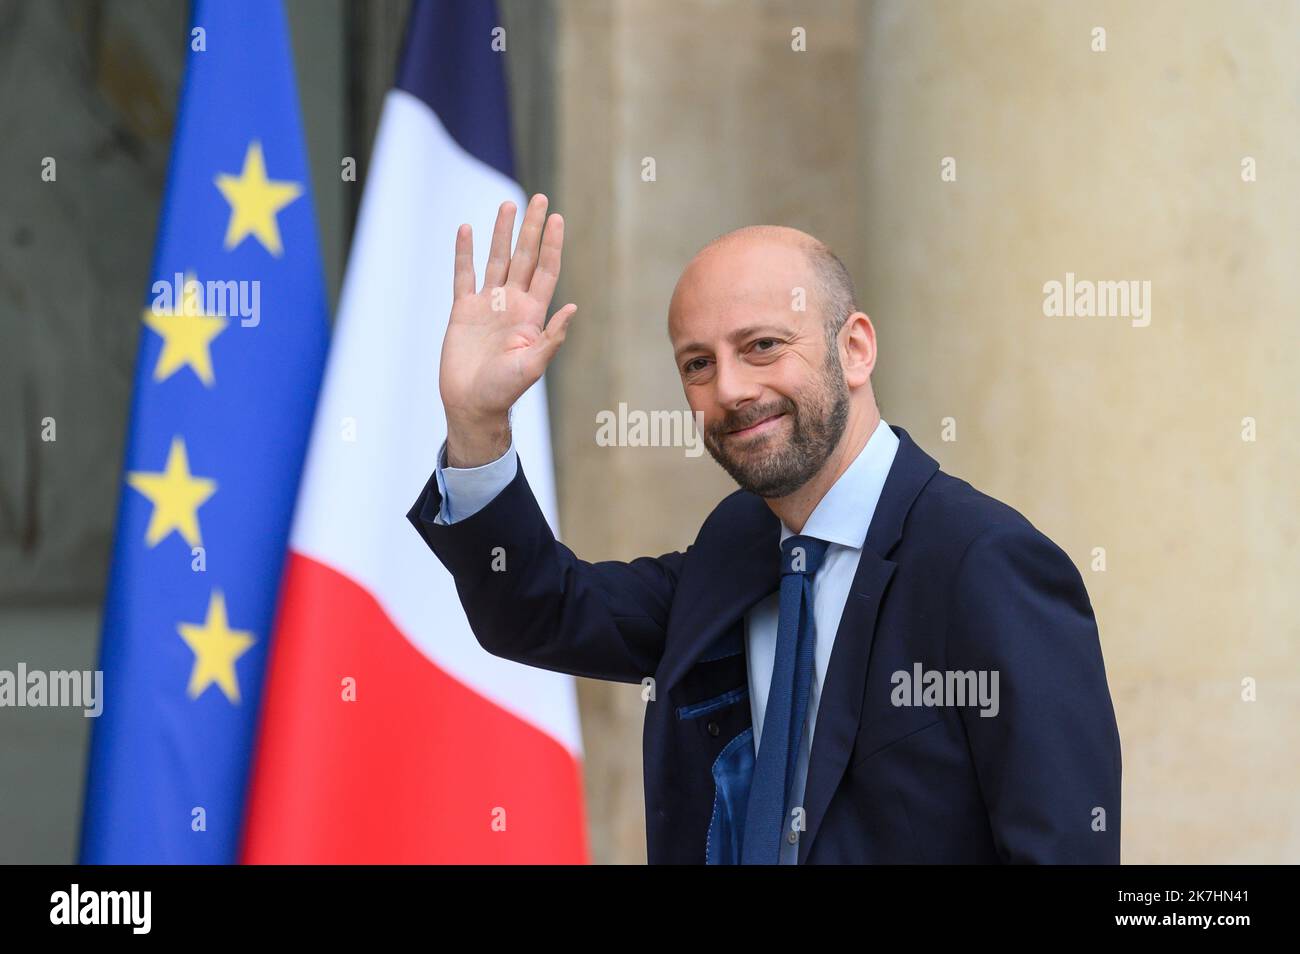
[
  {"x1": 431, "y1": 417, "x2": 900, "y2": 864},
  {"x1": 428, "y1": 439, "x2": 521, "y2": 526}
]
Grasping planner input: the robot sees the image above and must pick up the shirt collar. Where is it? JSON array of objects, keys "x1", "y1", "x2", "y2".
[{"x1": 778, "y1": 417, "x2": 900, "y2": 551}]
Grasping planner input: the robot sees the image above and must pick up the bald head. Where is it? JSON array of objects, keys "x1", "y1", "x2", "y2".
[
  {"x1": 669, "y1": 225, "x2": 858, "y2": 347},
  {"x1": 666, "y1": 224, "x2": 879, "y2": 506}
]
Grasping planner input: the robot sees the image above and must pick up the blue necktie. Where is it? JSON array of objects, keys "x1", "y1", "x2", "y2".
[{"x1": 741, "y1": 534, "x2": 830, "y2": 864}]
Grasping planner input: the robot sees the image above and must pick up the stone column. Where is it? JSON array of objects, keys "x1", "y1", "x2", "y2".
[{"x1": 553, "y1": 0, "x2": 865, "y2": 863}]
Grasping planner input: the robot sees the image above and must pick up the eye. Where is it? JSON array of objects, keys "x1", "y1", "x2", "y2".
[
  {"x1": 683, "y1": 357, "x2": 710, "y2": 374},
  {"x1": 754, "y1": 338, "x2": 777, "y2": 351}
]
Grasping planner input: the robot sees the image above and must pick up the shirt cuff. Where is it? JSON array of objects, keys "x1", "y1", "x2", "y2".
[{"x1": 433, "y1": 438, "x2": 518, "y2": 525}]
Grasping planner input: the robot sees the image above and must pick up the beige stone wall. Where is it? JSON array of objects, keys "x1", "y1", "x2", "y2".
[
  {"x1": 551, "y1": 0, "x2": 1297, "y2": 863},
  {"x1": 858, "y1": 0, "x2": 1298, "y2": 864}
]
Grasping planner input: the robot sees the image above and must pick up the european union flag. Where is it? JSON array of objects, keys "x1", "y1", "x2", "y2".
[{"x1": 80, "y1": 0, "x2": 328, "y2": 863}]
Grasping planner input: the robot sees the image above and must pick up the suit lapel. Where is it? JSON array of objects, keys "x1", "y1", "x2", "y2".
[
  {"x1": 657, "y1": 490, "x2": 779, "y2": 694},
  {"x1": 799, "y1": 425, "x2": 940, "y2": 862},
  {"x1": 797, "y1": 552, "x2": 895, "y2": 861}
]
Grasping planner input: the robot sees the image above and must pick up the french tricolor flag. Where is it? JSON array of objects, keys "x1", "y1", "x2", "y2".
[{"x1": 240, "y1": 0, "x2": 589, "y2": 863}]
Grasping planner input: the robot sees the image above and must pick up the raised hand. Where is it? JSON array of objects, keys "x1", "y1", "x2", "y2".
[{"x1": 439, "y1": 194, "x2": 577, "y2": 466}]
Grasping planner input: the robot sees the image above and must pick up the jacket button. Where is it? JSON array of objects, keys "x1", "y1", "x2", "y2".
[{"x1": 707, "y1": 721, "x2": 720, "y2": 737}]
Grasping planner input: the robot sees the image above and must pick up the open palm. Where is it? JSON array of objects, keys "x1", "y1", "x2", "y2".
[{"x1": 440, "y1": 193, "x2": 577, "y2": 425}]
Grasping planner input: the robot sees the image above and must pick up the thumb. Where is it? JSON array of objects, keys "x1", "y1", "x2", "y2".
[{"x1": 534, "y1": 303, "x2": 577, "y2": 364}]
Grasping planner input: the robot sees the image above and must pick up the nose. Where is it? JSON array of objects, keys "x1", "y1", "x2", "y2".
[{"x1": 712, "y1": 351, "x2": 762, "y2": 412}]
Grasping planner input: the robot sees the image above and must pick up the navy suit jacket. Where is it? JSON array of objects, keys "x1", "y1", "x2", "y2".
[{"x1": 406, "y1": 425, "x2": 1122, "y2": 863}]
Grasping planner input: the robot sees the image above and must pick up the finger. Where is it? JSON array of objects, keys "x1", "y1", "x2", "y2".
[
  {"x1": 535, "y1": 303, "x2": 577, "y2": 362},
  {"x1": 482, "y1": 200, "x2": 516, "y2": 290},
  {"x1": 528, "y1": 213, "x2": 565, "y2": 304},
  {"x1": 453, "y1": 224, "x2": 475, "y2": 299},
  {"x1": 505, "y1": 193, "x2": 548, "y2": 289},
  {"x1": 520, "y1": 303, "x2": 574, "y2": 383}
]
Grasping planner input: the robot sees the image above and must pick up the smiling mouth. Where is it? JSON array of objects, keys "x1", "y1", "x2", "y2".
[{"x1": 726, "y1": 412, "x2": 786, "y2": 439}]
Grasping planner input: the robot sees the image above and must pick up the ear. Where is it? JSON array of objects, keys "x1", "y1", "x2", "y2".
[{"x1": 840, "y1": 311, "x2": 876, "y2": 388}]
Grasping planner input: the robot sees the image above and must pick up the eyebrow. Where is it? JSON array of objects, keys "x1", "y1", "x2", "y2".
[{"x1": 673, "y1": 324, "x2": 794, "y2": 361}]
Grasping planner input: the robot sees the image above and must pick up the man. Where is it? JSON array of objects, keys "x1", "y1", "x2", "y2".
[{"x1": 407, "y1": 193, "x2": 1122, "y2": 864}]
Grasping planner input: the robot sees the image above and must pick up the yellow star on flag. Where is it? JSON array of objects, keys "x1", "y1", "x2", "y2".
[
  {"x1": 125, "y1": 436, "x2": 217, "y2": 548},
  {"x1": 142, "y1": 273, "x2": 228, "y2": 386},
  {"x1": 214, "y1": 140, "x2": 302, "y2": 256},
  {"x1": 178, "y1": 590, "x2": 255, "y2": 703}
]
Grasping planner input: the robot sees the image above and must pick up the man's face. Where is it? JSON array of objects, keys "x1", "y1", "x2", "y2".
[{"x1": 669, "y1": 242, "x2": 850, "y2": 498}]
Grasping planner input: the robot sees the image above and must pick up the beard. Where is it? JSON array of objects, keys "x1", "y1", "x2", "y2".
[{"x1": 702, "y1": 350, "x2": 850, "y2": 498}]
